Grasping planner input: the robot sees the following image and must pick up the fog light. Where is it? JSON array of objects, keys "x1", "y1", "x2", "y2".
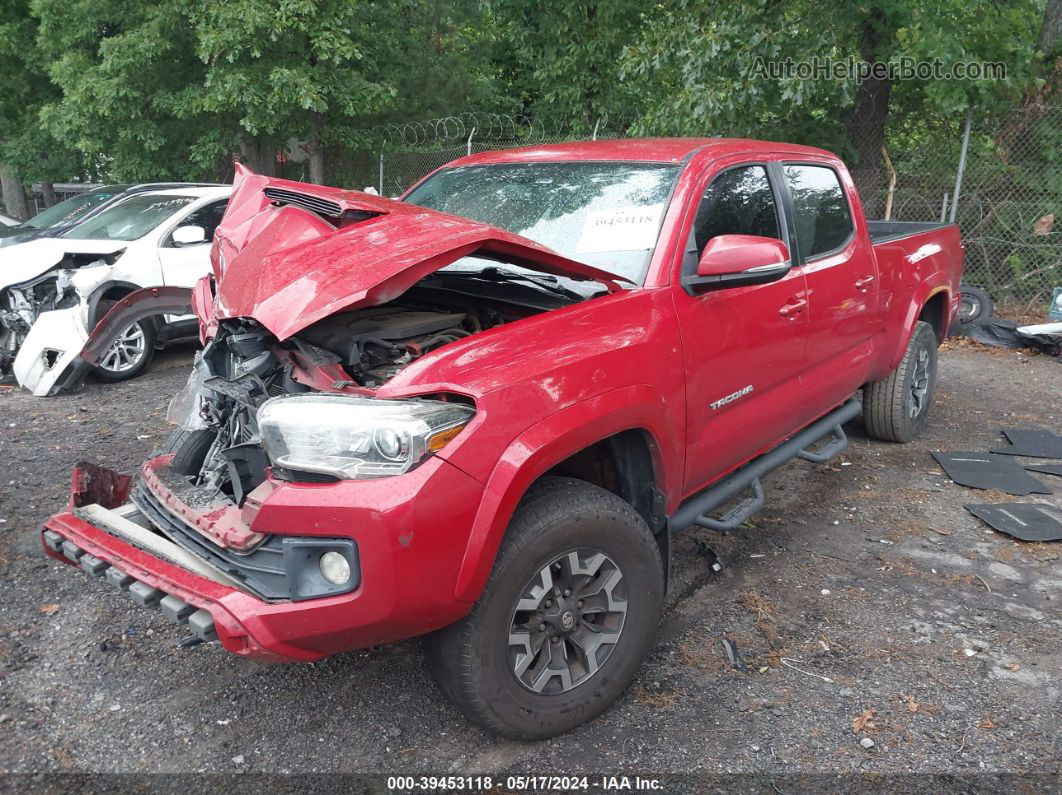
[{"x1": 319, "y1": 551, "x2": 351, "y2": 585}]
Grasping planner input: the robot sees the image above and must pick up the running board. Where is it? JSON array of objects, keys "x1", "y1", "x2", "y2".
[{"x1": 668, "y1": 399, "x2": 861, "y2": 534}]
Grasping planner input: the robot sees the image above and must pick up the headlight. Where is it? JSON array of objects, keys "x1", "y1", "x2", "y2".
[{"x1": 257, "y1": 394, "x2": 474, "y2": 480}]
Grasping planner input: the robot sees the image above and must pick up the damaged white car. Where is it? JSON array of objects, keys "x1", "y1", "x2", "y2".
[{"x1": 0, "y1": 185, "x2": 231, "y2": 395}]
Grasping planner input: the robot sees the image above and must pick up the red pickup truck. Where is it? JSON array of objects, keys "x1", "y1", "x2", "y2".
[{"x1": 42, "y1": 138, "x2": 962, "y2": 739}]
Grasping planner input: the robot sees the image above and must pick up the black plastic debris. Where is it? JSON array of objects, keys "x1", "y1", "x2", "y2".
[
  {"x1": 721, "y1": 638, "x2": 748, "y2": 672},
  {"x1": 953, "y1": 317, "x2": 1061, "y2": 356},
  {"x1": 965, "y1": 503, "x2": 1062, "y2": 542},
  {"x1": 932, "y1": 451, "x2": 1051, "y2": 496},
  {"x1": 991, "y1": 428, "x2": 1062, "y2": 459},
  {"x1": 694, "y1": 539, "x2": 724, "y2": 572},
  {"x1": 1026, "y1": 463, "x2": 1062, "y2": 479}
]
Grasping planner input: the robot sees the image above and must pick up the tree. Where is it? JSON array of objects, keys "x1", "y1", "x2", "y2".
[
  {"x1": 493, "y1": 0, "x2": 647, "y2": 128},
  {"x1": 0, "y1": 0, "x2": 77, "y2": 217},
  {"x1": 377, "y1": 0, "x2": 507, "y2": 122},
  {"x1": 996, "y1": 0, "x2": 1061, "y2": 160},
  {"x1": 33, "y1": 0, "x2": 245, "y2": 182},
  {"x1": 620, "y1": 0, "x2": 1047, "y2": 198},
  {"x1": 188, "y1": 0, "x2": 404, "y2": 184}
]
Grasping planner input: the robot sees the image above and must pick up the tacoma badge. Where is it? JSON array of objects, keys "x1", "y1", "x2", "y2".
[{"x1": 710, "y1": 384, "x2": 754, "y2": 410}]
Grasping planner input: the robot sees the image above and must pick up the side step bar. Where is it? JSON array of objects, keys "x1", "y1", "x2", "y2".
[{"x1": 668, "y1": 399, "x2": 861, "y2": 533}]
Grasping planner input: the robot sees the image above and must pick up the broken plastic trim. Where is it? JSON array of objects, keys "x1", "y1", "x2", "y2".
[
  {"x1": 50, "y1": 285, "x2": 193, "y2": 395},
  {"x1": 69, "y1": 461, "x2": 132, "y2": 510}
]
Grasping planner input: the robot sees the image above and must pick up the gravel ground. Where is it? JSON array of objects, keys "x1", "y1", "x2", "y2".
[{"x1": 0, "y1": 342, "x2": 1059, "y2": 780}]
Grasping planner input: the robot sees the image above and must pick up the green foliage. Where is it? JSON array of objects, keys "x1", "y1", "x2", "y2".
[
  {"x1": 1, "y1": 0, "x2": 1056, "y2": 225},
  {"x1": 33, "y1": 0, "x2": 231, "y2": 181},
  {"x1": 14, "y1": 0, "x2": 501, "y2": 183},
  {"x1": 0, "y1": 0, "x2": 85, "y2": 183},
  {"x1": 619, "y1": 0, "x2": 1046, "y2": 141},
  {"x1": 188, "y1": 0, "x2": 392, "y2": 145},
  {"x1": 492, "y1": 0, "x2": 648, "y2": 129}
]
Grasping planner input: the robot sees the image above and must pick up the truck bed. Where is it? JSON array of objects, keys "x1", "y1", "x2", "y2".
[{"x1": 867, "y1": 220, "x2": 955, "y2": 244}]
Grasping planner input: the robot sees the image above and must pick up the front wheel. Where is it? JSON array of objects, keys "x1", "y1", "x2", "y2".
[
  {"x1": 863, "y1": 320, "x2": 938, "y2": 443},
  {"x1": 93, "y1": 318, "x2": 156, "y2": 383},
  {"x1": 424, "y1": 477, "x2": 664, "y2": 739}
]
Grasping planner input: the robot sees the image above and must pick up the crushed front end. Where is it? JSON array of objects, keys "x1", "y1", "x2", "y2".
[
  {"x1": 39, "y1": 166, "x2": 612, "y2": 662},
  {"x1": 41, "y1": 315, "x2": 490, "y2": 661},
  {"x1": 1, "y1": 269, "x2": 82, "y2": 376}
]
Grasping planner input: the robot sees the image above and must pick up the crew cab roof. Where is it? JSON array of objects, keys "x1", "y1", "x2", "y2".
[{"x1": 443, "y1": 137, "x2": 839, "y2": 166}]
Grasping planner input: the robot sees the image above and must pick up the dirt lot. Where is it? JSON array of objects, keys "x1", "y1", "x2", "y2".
[{"x1": 0, "y1": 343, "x2": 1059, "y2": 780}]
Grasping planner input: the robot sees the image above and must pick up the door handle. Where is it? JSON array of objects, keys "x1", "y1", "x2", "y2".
[
  {"x1": 779, "y1": 298, "x2": 808, "y2": 317},
  {"x1": 855, "y1": 275, "x2": 876, "y2": 290}
]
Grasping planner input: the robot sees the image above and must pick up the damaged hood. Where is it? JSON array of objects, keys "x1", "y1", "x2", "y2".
[
  {"x1": 0, "y1": 238, "x2": 125, "y2": 290},
  {"x1": 209, "y1": 164, "x2": 627, "y2": 340}
]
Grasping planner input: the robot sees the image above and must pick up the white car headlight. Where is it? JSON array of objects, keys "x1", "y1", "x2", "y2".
[{"x1": 257, "y1": 394, "x2": 474, "y2": 480}]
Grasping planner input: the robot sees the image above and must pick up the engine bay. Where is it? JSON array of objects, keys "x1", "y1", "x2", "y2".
[
  {"x1": 0, "y1": 270, "x2": 80, "y2": 373},
  {"x1": 168, "y1": 279, "x2": 564, "y2": 503},
  {"x1": 298, "y1": 299, "x2": 514, "y2": 387}
]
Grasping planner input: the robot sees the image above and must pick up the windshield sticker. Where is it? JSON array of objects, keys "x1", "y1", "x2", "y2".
[
  {"x1": 143, "y1": 198, "x2": 192, "y2": 212},
  {"x1": 576, "y1": 207, "x2": 662, "y2": 253}
]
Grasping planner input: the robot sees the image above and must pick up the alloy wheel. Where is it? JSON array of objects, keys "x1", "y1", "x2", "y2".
[
  {"x1": 99, "y1": 323, "x2": 146, "y2": 373},
  {"x1": 507, "y1": 548, "x2": 627, "y2": 694}
]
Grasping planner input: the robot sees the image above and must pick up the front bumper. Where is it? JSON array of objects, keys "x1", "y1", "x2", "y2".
[
  {"x1": 11, "y1": 305, "x2": 89, "y2": 397},
  {"x1": 42, "y1": 455, "x2": 486, "y2": 662}
]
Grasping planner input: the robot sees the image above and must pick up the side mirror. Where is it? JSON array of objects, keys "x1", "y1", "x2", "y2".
[
  {"x1": 686, "y1": 234, "x2": 791, "y2": 293},
  {"x1": 172, "y1": 225, "x2": 207, "y2": 247}
]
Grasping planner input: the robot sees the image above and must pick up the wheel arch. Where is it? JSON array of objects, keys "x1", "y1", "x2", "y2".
[
  {"x1": 884, "y1": 284, "x2": 952, "y2": 372},
  {"x1": 452, "y1": 385, "x2": 674, "y2": 603},
  {"x1": 86, "y1": 280, "x2": 148, "y2": 328},
  {"x1": 545, "y1": 428, "x2": 665, "y2": 531},
  {"x1": 918, "y1": 289, "x2": 950, "y2": 343}
]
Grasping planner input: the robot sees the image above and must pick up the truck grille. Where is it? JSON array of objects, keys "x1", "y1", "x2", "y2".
[{"x1": 132, "y1": 481, "x2": 290, "y2": 601}]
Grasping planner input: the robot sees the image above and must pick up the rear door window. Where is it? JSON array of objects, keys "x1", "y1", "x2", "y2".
[{"x1": 782, "y1": 165, "x2": 853, "y2": 259}]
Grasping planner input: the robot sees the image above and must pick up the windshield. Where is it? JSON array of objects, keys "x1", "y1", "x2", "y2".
[
  {"x1": 405, "y1": 162, "x2": 680, "y2": 286},
  {"x1": 65, "y1": 194, "x2": 194, "y2": 241},
  {"x1": 23, "y1": 188, "x2": 127, "y2": 230}
]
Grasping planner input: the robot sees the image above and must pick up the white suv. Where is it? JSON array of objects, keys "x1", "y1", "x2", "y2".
[{"x1": 0, "y1": 186, "x2": 231, "y2": 394}]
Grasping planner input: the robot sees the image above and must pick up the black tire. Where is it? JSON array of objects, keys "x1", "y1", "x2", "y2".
[
  {"x1": 956, "y1": 286, "x2": 994, "y2": 327},
  {"x1": 424, "y1": 476, "x2": 664, "y2": 739},
  {"x1": 863, "y1": 320, "x2": 938, "y2": 443},
  {"x1": 154, "y1": 427, "x2": 216, "y2": 475},
  {"x1": 92, "y1": 301, "x2": 157, "y2": 383}
]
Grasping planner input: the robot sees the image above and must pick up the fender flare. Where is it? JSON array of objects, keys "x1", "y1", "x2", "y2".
[
  {"x1": 884, "y1": 281, "x2": 952, "y2": 372},
  {"x1": 451, "y1": 384, "x2": 674, "y2": 602},
  {"x1": 85, "y1": 280, "x2": 147, "y2": 328},
  {"x1": 46, "y1": 286, "x2": 193, "y2": 395}
]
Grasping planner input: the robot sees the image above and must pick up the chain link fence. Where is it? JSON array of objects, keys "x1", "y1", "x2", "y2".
[
  {"x1": 326, "y1": 113, "x2": 628, "y2": 197},
  {"x1": 856, "y1": 106, "x2": 1060, "y2": 309},
  {"x1": 322, "y1": 106, "x2": 1059, "y2": 309}
]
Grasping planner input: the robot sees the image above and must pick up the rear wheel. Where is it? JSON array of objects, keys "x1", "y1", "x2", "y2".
[
  {"x1": 863, "y1": 320, "x2": 938, "y2": 443},
  {"x1": 424, "y1": 477, "x2": 664, "y2": 739}
]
